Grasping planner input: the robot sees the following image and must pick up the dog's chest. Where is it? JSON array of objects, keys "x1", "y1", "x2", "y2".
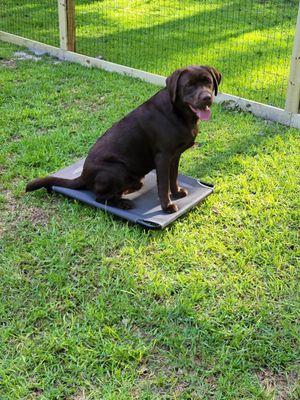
[
  {"x1": 178, "y1": 127, "x2": 198, "y2": 151},
  {"x1": 192, "y1": 127, "x2": 198, "y2": 138},
  {"x1": 182, "y1": 126, "x2": 199, "y2": 149}
]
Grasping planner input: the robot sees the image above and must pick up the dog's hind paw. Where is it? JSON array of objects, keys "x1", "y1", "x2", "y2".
[{"x1": 118, "y1": 199, "x2": 134, "y2": 210}]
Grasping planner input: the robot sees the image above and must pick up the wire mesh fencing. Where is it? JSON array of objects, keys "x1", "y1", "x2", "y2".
[
  {"x1": 75, "y1": 0, "x2": 298, "y2": 109},
  {"x1": 0, "y1": 0, "x2": 59, "y2": 47},
  {"x1": 1, "y1": 1, "x2": 299, "y2": 109}
]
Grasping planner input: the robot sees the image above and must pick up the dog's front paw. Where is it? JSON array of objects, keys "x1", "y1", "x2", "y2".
[
  {"x1": 172, "y1": 187, "x2": 188, "y2": 199},
  {"x1": 163, "y1": 202, "x2": 178, "y2": 213}
]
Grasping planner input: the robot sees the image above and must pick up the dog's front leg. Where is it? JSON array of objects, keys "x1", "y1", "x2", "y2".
[
  {"x1": 170, "y1": 155, "x2": 188, "y2": 199},
  {"x1": 155, "y1": 153, "x2": 178, "y2": 213}
]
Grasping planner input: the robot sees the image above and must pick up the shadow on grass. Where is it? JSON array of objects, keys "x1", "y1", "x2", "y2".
[
  {"x1": 74, "y1": 0, "x2": 296, "y2": 107},
  {"x1": 1, "y1": 37, "x2": 298, "y2": 397},
  {"x1": 0, "y1": 0, "x2": 296, "y2": 107}
]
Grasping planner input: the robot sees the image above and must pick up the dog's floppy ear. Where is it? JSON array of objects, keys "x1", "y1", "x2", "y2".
[
  {"x1": 205, "y1": 66, "x2": 222, "y2": 96},
  {"x1": 166, "y1": 68, "x2": 186, "y2": 103}
]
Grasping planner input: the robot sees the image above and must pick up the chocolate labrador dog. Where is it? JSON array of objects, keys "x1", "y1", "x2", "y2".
[{"x1": 26, "y1": 65, "x2": 221, "y2": 213}]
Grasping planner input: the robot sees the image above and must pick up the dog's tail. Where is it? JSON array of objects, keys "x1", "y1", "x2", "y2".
[{"x1": 26, "y1": 176, "x2": 84, "y2": 192}]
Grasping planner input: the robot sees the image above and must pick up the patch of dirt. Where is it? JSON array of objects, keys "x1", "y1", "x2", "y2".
[
  {"x1": 29, "y1": 388, "x2": 43, "y2": 398},
  {"x1": 71, "y1": 391, "x2": 87, "y2": 400},
  {"x1": 173, "y1": 381, "x2": 189, "y2": 396},
  {"x1": 205, "y1": 374, "x2": 218, "y2": 390},
  {"x1": 0, "y1": 222, "x2": 4, "y2": 239},
  {"x1": 257, "y1": 370, "x2": 299, "y2": 400},
  {"x1": 131, "y1": 347, "x2": 199, "y2": 398},
  {"x1": 0, "y1": 50, "x2": 44, "y2": 70},
  {"x1": 0, "y1": 59, "x2": 16, "y2": 69},
  {"x1": 1, "y1": 189, "x2": 50, "y2": 238},
  {"x1": 89, "y1": 96, "x2": 106, "y2": 112},
  {"x1": 9, "y1": 133, "x2": 21, "y2": 142}
]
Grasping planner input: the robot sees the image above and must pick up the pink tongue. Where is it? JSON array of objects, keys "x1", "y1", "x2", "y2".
[
  {"x1": 189, "y1": 105, "x2": 212, "y2": 121},
  {"x1": 197, "y1": 108, "x2": 211, "y2": 121}
]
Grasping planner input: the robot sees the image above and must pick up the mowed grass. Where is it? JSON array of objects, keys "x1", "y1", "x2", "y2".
[
  {"x1": 0, "y1": 0, "x2": 299, "y2": 108},
  {"x1": 0, "y1": 41, "x2": 299, "y2": 399}
]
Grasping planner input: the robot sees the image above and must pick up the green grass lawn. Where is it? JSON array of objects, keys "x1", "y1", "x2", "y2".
[
  {"x1": 0, "y1": 41, "x2": 299, "y2": 399},
  {"x1": 0, "y1": 0, "x2": 299, "y2": 108}
]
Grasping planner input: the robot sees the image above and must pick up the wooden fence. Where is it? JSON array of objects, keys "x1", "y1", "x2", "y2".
[{"x1": 0, "y1": 0, "x2": 299, "y2": 128}]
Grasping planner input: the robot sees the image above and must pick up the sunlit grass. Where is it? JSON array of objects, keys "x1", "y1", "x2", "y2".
[
  {"x1": 0, "y1": 41, "x2": 299, "y2": 399},
  {"x1": 0, "y1": 0, "x2": 298, "y2": 107}
]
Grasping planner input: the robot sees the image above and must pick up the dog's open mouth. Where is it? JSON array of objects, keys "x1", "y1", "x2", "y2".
[{"x1": 189, "y1": 105, "x2": 211, "y2": 121}]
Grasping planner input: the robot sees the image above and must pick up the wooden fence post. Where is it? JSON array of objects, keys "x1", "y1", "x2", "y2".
[
  {"x1": 58, "y1": 0, "x2": 75, "y2": 52},
  {"x1": 285, "y1": 2, "x2": 300, "y2": 114}
]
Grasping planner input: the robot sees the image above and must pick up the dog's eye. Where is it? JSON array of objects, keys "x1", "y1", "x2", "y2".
[{"x1": 203, "y1": 78, "x2": 213, "y2": 85}]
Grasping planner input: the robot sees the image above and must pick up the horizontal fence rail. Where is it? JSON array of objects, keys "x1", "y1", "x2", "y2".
[
  {"x1": 0, "y1": 0, "x2": 299, "y2": 122},
  {"x1": 1, "y1": 30, "x2": 300, "y2": 129}
]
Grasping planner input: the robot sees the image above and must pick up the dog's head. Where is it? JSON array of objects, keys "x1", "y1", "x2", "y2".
[{"x1": 166, "y1": 66, "x2": 222, "y2": 120}]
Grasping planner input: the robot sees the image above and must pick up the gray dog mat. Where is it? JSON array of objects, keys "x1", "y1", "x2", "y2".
[{"x1": 51, "y1": 159, "x2": 213, "y2": 229}]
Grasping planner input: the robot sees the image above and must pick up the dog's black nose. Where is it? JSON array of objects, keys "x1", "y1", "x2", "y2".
[{"x1": 201, "y1": 94, "x2": 212, "y2": 103}]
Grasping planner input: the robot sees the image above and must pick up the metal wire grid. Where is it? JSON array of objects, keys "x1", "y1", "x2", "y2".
[
  {"x1": 0, "y1": 0, "x2": 59, "y2": 47},
  {"x1": 0, "y1": 1, "x2": 298, "y2": 109},
  {"x1": 75, "y1": 0, "x2": 298, "y2": 108}
]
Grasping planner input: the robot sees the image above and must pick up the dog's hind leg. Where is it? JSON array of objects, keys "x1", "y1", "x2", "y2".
[
  {"x1": 123, "y1": 178, "x2": 144, "y2": 195},
  {"x1": 94, "y1": 172, "x2": 134, "y2": 210},
  {"x1": 96, "y1": 193, "x2": 134, "y2": 210}
]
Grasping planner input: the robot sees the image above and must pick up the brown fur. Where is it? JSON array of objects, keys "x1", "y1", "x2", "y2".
[{"x1": 26, "y1": 66, "x2": 221, "y2": 213}]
